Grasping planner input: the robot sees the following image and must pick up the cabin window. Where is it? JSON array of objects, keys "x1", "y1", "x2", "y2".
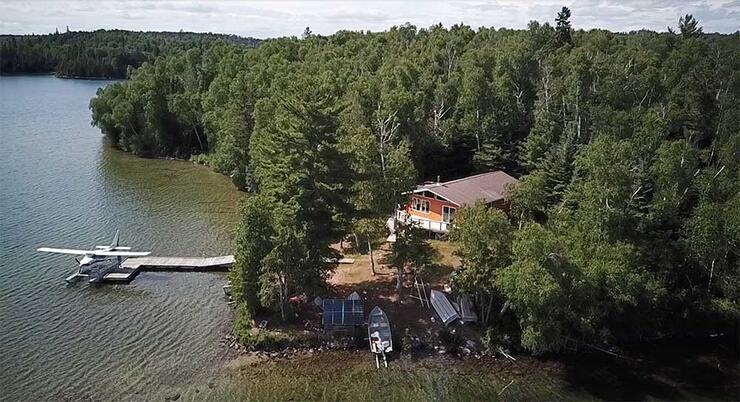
[
  {"x1": 443, "y1": 206, "x2": 456, "y2": 223},
  {"x1": 411, "y1": 197, "x2": 429, "y2": 213}
]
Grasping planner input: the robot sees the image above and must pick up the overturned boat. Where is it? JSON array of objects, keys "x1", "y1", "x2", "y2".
[
  {"x1": 430, "y1": 289, "x2": 460, "y2": 326},
  {"x1": 368, "y1": 306, "x2": 392, "y2": 368}
]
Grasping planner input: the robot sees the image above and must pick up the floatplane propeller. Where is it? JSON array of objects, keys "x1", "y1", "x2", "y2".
[{"x1": 37, "y1": 230, "x2": 150, "y2": 283}]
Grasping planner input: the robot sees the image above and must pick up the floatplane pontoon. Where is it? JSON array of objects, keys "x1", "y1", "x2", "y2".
[
  {"x1": 368, "y1": 306, "x2": 392, "y2": 368},
  {"x1": 37, "y1": 230, "x2": 150, "y2": 283}
]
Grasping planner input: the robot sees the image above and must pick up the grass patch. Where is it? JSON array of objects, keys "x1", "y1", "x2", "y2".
[
  {"x1": 198, "y1": 340, "x2": 740, "y2": 402},
  {"x1": 429, "y1": 240, "x2": 460, "y2": 268},
  {"x1": 204, "y1": 352, "x2": 566, "y2": 402},
  {"x1": 233, "y1": 304, "x2": 319, "y2": 351}
]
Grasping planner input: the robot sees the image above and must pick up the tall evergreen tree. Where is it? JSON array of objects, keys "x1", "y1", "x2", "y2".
[
  {"x1": 678, "y1": 14, "x2": 703, "y2": 38},
  {"x1": 248, "y1": 75, "x2": 349, "y2": 319},
  {"x1": 555, "y1": 7, "x2": 573, "y2": 45},
  {"x1": 230, "y1": 195, "x2": 274, "y2": 315}
]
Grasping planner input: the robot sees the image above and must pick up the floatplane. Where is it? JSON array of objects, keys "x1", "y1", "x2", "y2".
[{"x1": 37, "y1": 230, "x2": 150, "y2": 283}]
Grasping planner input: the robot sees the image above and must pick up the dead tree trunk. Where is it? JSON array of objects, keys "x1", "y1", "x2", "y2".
[
  {"x1": 431, "y1": 99, "x2": 451, "y2": 138},
  {"x1": 368, "y1": 238, "x2": 376, "y2": 276},
  {"x1": 375, "y1": 105, "x2": 399, "y2": 181},
  {"x1": 278, "y1": 275, "x2": 287, "y2": 321},
  {"x1": 539, "y1": 59, "x2": 552, "y2": 112},
  {"x1": 192, "y1": 123, "x2": 204, "y2": 152},
  {"x1": 446, "y1": 46, "x2": 456, "y2": 79},
  {"x1": 396, "y1": 266, "x2": 403, "y2": 293},
  {"x1": 483, "y1": 295, "x2": 494, "y2": 324},
  {"x1": 353, "y1": 232, "x2": 360, "y2": 251},
  {"x1": 475, "y1": 109, "x2": 481, "y2": 152}
]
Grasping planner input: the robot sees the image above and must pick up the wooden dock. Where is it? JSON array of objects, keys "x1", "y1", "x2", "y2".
[
  {"x1": 78, "y1": 255, "x2": 235, "y2": 284},
  {"x1": 120, "y1": 255, "x2": 235, "y2": 270}
]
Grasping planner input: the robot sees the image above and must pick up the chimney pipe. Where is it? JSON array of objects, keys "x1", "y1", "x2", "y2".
[{"x1": 437, "y1": 175, "x2": 440, "y2": 184}]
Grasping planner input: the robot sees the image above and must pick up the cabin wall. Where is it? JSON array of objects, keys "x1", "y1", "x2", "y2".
[
  {"x1": 404, "y1": 195, "x2": 512, "y2": 223},
  {"x1": 489, "y1": 199, "x2": 511, "y2": 213},
  {"x1": 405, "y1": 194, "x2": 458, "y2": 222}
]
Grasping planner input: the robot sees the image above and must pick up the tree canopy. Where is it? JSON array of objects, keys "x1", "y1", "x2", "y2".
[
  {"x1": 86, "y1": 13, "x2": 739, "y2": 351},
  {"x1": 0, "y1": 29, "x2": 259, "y2": 78}
]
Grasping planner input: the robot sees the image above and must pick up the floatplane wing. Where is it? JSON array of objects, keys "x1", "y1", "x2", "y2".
[
  {"x1": 37, "y1": 247, "x2": 94, "y2": 255},
  {"x1": 93, "y1": 250, "x2": 150, "y2": 257},
  {"x1": 37, "y1": 247, "x2": 150, "y2": 257}
]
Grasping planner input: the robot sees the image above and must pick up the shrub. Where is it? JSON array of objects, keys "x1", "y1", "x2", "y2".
[
  {"x1": 437, "y1": 327, "x2": 463, "y2": 352},
  {"x1": 233, "y1": 304, "x2": 254, "y2": 343},
  {"x1": 482, "y1": 319, "x2": 522, "y2": 352}
]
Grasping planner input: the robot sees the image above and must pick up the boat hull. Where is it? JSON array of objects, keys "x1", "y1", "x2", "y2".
[{"x1": 368, "y1": 306, "x2": 392, "y2": 354}]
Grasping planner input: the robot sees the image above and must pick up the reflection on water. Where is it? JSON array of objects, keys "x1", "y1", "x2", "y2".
[
  {"x1": 96, "y1": 142, "x2": 239, "y2": 255},
  {"x1": 0, "y1": 75, "x2": 241, "y2": 400}
]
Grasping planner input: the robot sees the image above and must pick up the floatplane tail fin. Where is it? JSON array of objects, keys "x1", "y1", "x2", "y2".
[
  {"x1": 111, "y1": 230, "x2": 119, "y2": 249},
  {"x1": 95, "y1": 230, "x2": 131, "y2": 251}
]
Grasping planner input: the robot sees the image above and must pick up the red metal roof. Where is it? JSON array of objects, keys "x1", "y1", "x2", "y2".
[{"x1": 412, "y1": 170, "x2": 519, "y2": 206}]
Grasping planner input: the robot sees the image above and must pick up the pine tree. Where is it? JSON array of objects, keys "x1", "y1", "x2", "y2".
[
  {"x1": 249, "y1": 77, "x2": 349, "y2": 319},
  {"x1": 302, "y1": 27, "x2": 313, "y2": 39},
  {"x1": 229, "y1": 195, "x2": 273, "y2": 315},
  {"x1": 541, "y1": 129, "x2": 577, "y2": 203},
  {"x1": 520, "y1": 96, "x2": 560, "y2": 170},
  {"x1": 678, "y1": 14, "x2": 703, "y2": 38},
  {"x1": 555, "y1": 7, "x2": 572, "y2": 45},
  {"x1": 473, "y1": 140, "x2": 505, "y2": 171}
]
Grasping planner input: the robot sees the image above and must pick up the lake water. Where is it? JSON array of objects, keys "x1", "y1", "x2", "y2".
[{"x1": 0, "y1": 76, "x2": 240, "y2": 400}]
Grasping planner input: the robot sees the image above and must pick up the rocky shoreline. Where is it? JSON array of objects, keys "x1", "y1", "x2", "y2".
[{"x1": 220, "y1": 326, "x2": 505, "y2": 363}]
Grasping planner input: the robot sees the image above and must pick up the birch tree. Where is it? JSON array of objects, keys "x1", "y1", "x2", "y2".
[{"x1": 450, "y1": 204, "x2": 513, "y2": 324}]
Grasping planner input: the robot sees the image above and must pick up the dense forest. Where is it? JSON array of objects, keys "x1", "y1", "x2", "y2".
[
  {"x1": 89, "y1": 10, "x2": 739, "y2": 353},
  {"x1": 0, "y1": 29, "x2": 260, "y2": 78}
]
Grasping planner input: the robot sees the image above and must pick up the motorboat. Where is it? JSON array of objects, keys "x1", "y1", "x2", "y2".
[{"x1": 368, "y1": 306, "x2": 392, "y2": 368}]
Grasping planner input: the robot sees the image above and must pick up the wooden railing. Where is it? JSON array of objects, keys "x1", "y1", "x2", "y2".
[{"x1": 395, "y1": 210, "x2": 450, "y2": 233}]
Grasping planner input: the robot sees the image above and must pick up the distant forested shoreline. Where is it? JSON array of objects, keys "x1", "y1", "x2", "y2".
[
  {"x1": 0, "y1": 29, "x2": 260, "y2": 79},
  {"x1": 90, "y1": 11, "x2": 738, "y2": 355}
]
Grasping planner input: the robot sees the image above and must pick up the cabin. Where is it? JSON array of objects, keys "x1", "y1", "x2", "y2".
[{"x1": 397, "y1": 170, "x2": 519, "y2": 233}]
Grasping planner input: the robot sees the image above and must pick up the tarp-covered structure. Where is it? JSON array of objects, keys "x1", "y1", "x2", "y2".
[
  {"x1": 346, "y1": 291, "x2": 361, "y2": 300},
  {"x1": 321, "y1": 299, "x2": 364, "y2": 329}
]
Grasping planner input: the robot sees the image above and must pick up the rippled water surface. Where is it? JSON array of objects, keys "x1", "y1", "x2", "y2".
[{"x1": 0, "y1": 76, "x2": 240, "y2": 400}]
